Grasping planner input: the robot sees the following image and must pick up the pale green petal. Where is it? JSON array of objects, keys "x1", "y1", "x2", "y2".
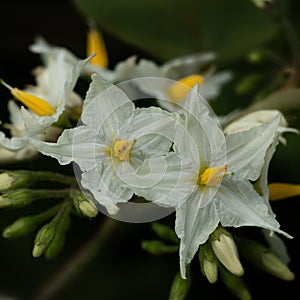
[
  {"x1": 198, "y1": 71, "x2": 232, "y2": 100},
  {"x1": 29, "y1": 126, "x2": 108, "y2": 169},
  {"x1": 81, "y1": 163, "x2": 133, "y2": 215},
  {"x1": 262, "y1": 230, "x2": 291, "y2": 265},
  {"x1": 8, "y1": 101, "x2": 24, "y2": 128},
  {"x1": 175, "y1": 191, "x2": 219, "y2": 278},
  {"x1": 217, "y1": 179, "x2": 291, "y2": 238},
  {"x1": 226, "y1": 115, "x2": 281, "y2": 181},
  {"x1": 0, "y1": 133, "x2": 28, "y2": 151},
  {"x1": 255, "y1": 132, "x2": 280, "y2": 207},
  {"x1": 162, "y1": 52, "x2": 216, "y2": 78},
  {"x1": 134, "y1": 59, "x2": 162, "y2": 77}
]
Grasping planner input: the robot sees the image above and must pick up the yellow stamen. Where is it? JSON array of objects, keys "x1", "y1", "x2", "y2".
[
  {"x1": 1, "y1": 80, "x2": 55, "y2": 116},
  {"x1": 198, "y1": 165, "x2": 227, "y2": 187},
  {"x1": 87, "y1": 21, "x2": 108, "y2": 68},
  {"x1": 112, "y1": 140, "x2": 133, "y2": 161},
  {"x1": 269, "y1": 183, "x2": 300, "y2": 201},
  {"x1": 167, "y1": 74, "x2": 204, "y2": 101}
]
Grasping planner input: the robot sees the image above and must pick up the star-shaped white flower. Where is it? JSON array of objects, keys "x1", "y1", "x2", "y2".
[
  {"x1": 130, "y1": 52, "x2": 232, "y2": 112},
  {"x1": 0, "y1": 41, "x2": 92, "y2": 155},
  {"x1": 125, "y1": 87, "x2": 291, "y2": 278},
  {"x1": 30, "y1": 73, "x2": 178, "y2": 214}
]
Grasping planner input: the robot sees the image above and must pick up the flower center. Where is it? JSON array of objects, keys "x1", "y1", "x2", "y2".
[
  {"x1": 197, "y1": 165, "x2": 227, "y2": 187},
  {"x1": 166, "y1": 74, "x2": 204, "y2": 101},
  {"x1": 112, "y1": 140, "x2": 133, "y2": 161},
  {"x1": 87, "y1": 20, "x2": 108, "y2": 68},
  {"x1": 1, "y1": 79, "x2": 55, "y2": 116}
]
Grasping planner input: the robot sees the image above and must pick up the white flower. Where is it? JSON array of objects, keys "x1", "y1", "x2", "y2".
[
  {"x1": 0, "y1": 41, "x2": 92, "y2": 155},
  {"x1": 125, "y1": 87, "x2": 291, "y2": 278},
  {"x1": 30, "y1": 74, "x2": 178, "y2": 215},
  {"x1": 224, "y1": 109, "x2": 298, "y2": 144},
  {"x1": 31, "y1": 36, "x2": 137, "y2": 84},
  {"x1": 131, "y1": 52, "x2": 232, "y2": 112}
]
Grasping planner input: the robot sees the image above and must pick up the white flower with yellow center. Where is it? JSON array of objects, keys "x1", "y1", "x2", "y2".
[
  {"x1": 0, "y1": 45, "x2": 92, "y2": 155},
  {"x1": 30, "y1": 73, "x2": 178, "y2": 215},
  {"x1": 131, "y1": 52, "x2": 232, "y2": 112},
  {"x1": 124, "y1": 87, "x2": 291, "y2": 278}
]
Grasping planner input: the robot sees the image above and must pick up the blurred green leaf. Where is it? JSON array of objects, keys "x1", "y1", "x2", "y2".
[{"x1": 72, "y1": 0, "x2": 278, "y2": 63}]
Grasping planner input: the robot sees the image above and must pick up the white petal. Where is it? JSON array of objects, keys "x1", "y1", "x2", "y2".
[
  {"x1": 199, "y1": 71, "x2": 232, "y2": 100},
  {"x1": 0, "y1": 132, "x2": 28, "y2": 151},
  {"x1": 120, "y1": 154, "x2": 196, "y2": 207},
  {"x1": 81, "y1": 75, "x2": 134, "y2": 138},
  {"x1": 81, "y1": 163, "x2": 133, "y2": 215},
  {"x1": 119, "y1": 107, "x2": 178, "y2": 155},
  {"x1": 29, "y1": 126, "x2": 108, "y2": 169},
  {"x1": 175, "y1": 191, "x2": 219, "y2": 278},
  {"x1": 177, "y1": 86, "x2": 226, "y2": 169},
  {"x1": 226, "y1": 115, "x2": 280, "y2": 181},
  {"x1": 217, "y1": 179, "x2": 291, "y2": 238},
  {"x1": 162, "y1": 52, "x2": 216, "y2": 78}
]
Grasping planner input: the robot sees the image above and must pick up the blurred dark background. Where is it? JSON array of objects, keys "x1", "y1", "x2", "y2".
[{"x1": 0, "y1": 0, "x2": 299, "y2": 299}]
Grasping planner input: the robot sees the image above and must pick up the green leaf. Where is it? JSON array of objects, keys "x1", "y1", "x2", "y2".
[{"x1": 72, "y1": 0, "x2": 278, "y2": 63}]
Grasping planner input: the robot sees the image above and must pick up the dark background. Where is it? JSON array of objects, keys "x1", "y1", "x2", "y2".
[{"x1": 0, "y1": 0, "x2": 299, "y2": 299}]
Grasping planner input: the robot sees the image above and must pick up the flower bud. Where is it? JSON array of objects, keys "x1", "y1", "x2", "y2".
[
  {"x1": 0, "y1": 171, "x2": 32, "y2": 191},
  {"x1": 151, "y1": 223, "x2": 179, "y2": 244},
  {"x1": 198, "y1": 243, "x2": 218, "y2": 284},
  {"x1": 219, "y1": 265, "x2": 252, "y2": 300},
  {"x1": 0, "y1": 189, "x2": 43, "y2": 209},
  {"x1": 210, "y1": 228, "x2": 244, "y2": 277},
  {"x1": 3, "y1": 216, "x2": 42, "y2": 239},
  {"x1": 2, "y1": 205, "x2": 60, "y2": 239},
  {"x1": 141, "y1": 240, "x2": 178, "y2": 255},
  {"x1": 237, "y1": 237, "x2": 295, "y2": 281},
  {"x1": 32, "y1": 223, "x2": 56, "y2": 257},
  {"x1": 169, "y1": 270, "x2": 191, "y2": 300},
  {"x1": 73, "y1": 191, "x2": 98, "y2": 218},
  {"x1": 45, "y1": 228, "x2": 66, "y2": 259}
]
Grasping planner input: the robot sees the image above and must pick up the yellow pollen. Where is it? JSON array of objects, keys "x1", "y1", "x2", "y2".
[
  {"x1": 112, "y1": 140, "x2": 133, "y2": 161},
  {"x1": 268, "y1": 183, "x2": 300, "y2": 201},
  {"x1": 1, "y1": 80, "x2": 55, "y2": 116},
  {"x1": 87, "y1": 21, "x2": 108, "y2": 68},
  {"x1": 167, "y1": 74, "x2": 204, "y2": 101},
  {"x1": 198, "y1": 165, "x2": 227, "y2": 187}
]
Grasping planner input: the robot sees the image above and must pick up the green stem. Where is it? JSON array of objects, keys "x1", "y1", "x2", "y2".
[
  {"x1": 30, "y1": 171, "x2": 77, "y2": 186},
  {"x1": 33, "y1": 217, "x2": 120, "y2": 300}
]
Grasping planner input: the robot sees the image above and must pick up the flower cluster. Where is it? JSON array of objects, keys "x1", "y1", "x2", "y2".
[{"x1": 0, "y1": 21, "x2": 298, "y2": 297}]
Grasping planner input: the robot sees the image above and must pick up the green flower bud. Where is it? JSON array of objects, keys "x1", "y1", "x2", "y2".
[
  {"x1": 151, "y1": 223, "x2": 179, "y2": 244},
  {"x1": 0, "y1": 189, "x2": 43, "y2": 209},
  {"x1": 3, "y1": 216, "x2": 43, "y2": 239},
  {"x1": 0, "y1": 171, "x2": 32, "y2": 191},
  {"x1": 0, "y1": 189, "x2": 69, "y2": 209},
  {"x1": 198, "y1": 243, "x2": 218, "y2": 284},
  {"x1": 72, "y1": 191, "x2": 98, "y2": 218},
  {"x1": 210, "y1": 227, "x2": 244, "y2": 277},
  {"x1": 142, "y1": 240, "x2": 179, "y2": 255},
  {"x1": 2, "y1": 205, "x2": 60, "y2": 239},
  {"x1": 169, "y1": 269, "x2": 191, "y2": 300},
  {"x1": 45, "y1": 229, "x2": 66, "y2": 259},
  {"x1": 32, "y1": 223, "x2": 56, "y2": 257},
  {"x1": 237, "y1": 237, "x2": 295, "y2": 281},
  {"x1": 219, "y1": 264, "x2": 252, "y2": 300}
]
